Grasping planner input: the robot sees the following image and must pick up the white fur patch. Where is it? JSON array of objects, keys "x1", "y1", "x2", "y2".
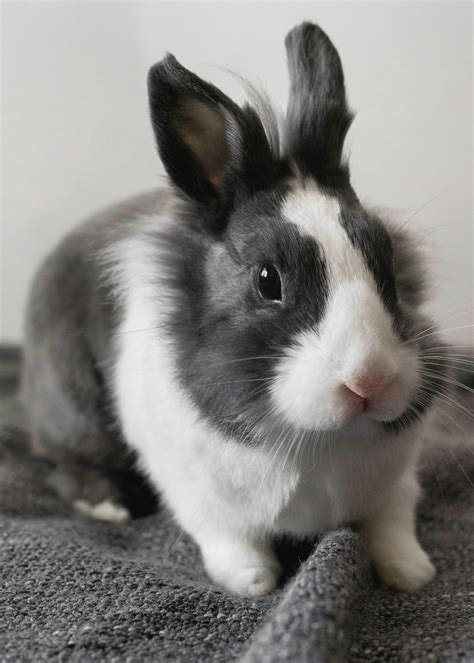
[
  {"x1": 283, "y1": 179, "x2": 369, "y2": 283},
  {"x1": 74, "y1": 499, "x2": 130, "y2": 524}
]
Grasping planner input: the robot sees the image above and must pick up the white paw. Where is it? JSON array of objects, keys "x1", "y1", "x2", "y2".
[
  {"x1": 223, "y1": 565, "x2": 280, "y2": 597},
  {"x1": 74, "y1": 499, "x2": 130, "y2": 524},
  {"x1": 376, "y1": 549, "x2": 435, "y2": 592},
  {"x1": 202, "y1": 538, "x2": 281, "y2": 596}
]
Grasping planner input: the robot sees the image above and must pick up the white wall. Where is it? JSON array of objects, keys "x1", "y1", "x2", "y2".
[{"x1": 1, "y1": 1, "x2": 472, "y2": 343}]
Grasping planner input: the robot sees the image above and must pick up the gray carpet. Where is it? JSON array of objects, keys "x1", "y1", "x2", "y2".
[{"x1": 0, "y1": 346, "x2": 472, "y2": 662}]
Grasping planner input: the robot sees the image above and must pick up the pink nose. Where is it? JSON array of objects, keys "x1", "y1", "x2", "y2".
[{"x1": 345, "y1": 372, "x2": 395, "y2": 400}]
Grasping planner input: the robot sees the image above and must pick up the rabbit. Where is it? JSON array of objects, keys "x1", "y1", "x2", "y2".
[{"x1": 21, "y1": 22, "x2": 451, "y2": 596}]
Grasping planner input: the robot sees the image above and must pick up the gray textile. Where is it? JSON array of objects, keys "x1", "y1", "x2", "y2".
[{"x1": 0, "y1": 347, "x2": 472, "y2": 662}]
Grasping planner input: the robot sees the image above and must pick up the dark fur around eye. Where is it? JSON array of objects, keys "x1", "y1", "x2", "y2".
[{"x1": 157, "y1": 190, "x2": 330, "y2": 444}]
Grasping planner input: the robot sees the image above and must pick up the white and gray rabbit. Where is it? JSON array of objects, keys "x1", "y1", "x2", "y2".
[{"x1": 22, "y1": 23, "x2": 452, "y2": 596}]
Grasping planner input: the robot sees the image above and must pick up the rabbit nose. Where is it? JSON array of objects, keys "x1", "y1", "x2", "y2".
[{"x1": 344, "y1": 372, "x2": 396, "y2": 400}]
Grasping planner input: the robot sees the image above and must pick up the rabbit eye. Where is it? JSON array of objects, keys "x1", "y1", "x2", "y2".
[{"x1": 257, "y1": 263, "x2": 282, "y2": 302}]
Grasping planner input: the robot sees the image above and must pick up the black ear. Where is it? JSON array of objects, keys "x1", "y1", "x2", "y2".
[
  {"x1": 147, "y1": 55, "x2": 277, "y2": 215},
  {"x1": 284, "y1": 22, "x2": 353, "y2": 175}
]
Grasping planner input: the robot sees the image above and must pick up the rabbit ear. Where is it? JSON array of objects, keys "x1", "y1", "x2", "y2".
[
  {"x1": 148, "y1": 55, "x2": 277, "y2": 217},
  {"x1": 284, "y1": 22, "x2": 353, "y2": 175}
]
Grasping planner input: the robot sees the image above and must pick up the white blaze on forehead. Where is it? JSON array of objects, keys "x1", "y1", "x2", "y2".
[{"x1": 281, "y1": 180, "x2": 370, "y2": 284}]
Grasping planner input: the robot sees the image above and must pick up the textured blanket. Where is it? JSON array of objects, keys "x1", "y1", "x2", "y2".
[{"x1": 0, "y1": 346, "x2": 472, "y2": 662}]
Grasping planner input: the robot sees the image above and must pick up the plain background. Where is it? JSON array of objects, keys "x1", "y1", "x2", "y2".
[{"x1": 1, "y1": 1, "x2": 472, "y2": 343}]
